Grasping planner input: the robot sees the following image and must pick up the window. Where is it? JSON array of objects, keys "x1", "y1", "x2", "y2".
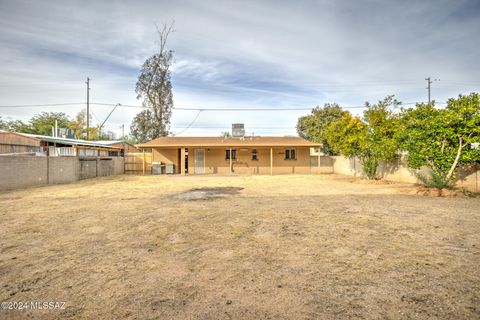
[
  {"x1": 251, "y1": 149, "x2": 258, "y2": 160},
  {"x1": 225, "y1": 149, "x2": 237, "y2": 160},
  {"x1": 285, "y1": 148, "x2": 296, "y2": 160}
]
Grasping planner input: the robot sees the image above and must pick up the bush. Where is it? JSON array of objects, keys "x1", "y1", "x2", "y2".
[
  {"x1": 360, "y1": 155, "x2": 379, "y2": 179},
  {"x1": 417, "y1": 171, "x2": 452, "y2": 190}
]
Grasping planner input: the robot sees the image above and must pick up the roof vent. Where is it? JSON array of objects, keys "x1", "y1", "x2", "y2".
[{"x1": 232, "y1": 123, "x2": 245, "y2": 138}]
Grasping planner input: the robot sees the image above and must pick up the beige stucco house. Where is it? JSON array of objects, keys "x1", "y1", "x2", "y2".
[{"x1": 136, "y1": 136, "x2": 321, "y2": 175}]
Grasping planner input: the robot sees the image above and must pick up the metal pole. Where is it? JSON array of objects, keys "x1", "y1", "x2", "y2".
[
  {"x1": 86, "y1": 77, "x2": 90, "y2": 139},
  {"x1": 317, "y1": 147, "x2": 320, "y2": 174},
  {"x1": 270, "y1": 147, "x2": 273, "y2": 175},
  {"x1": 425, "y1": 77, "x2": 431, "y2": 104},
  {"x1": 229, "y1": 147, "x2": 232, "y2": 175}
]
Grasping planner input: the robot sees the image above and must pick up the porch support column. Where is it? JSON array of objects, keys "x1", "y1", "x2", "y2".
[
  {"x1": 142, "y1": 149, "x2": 146, "y2": 175},
  {"x1": 317, "y1": 146, "x2": 321, "y2": 174},
  {"x1": 229, "y1": 147, "x2": 232, "y2": 175},
  {"x1": 270, "y1": 147, "x2": 273, "y2": 175},
  {"x1": 180, "y1": 147, "x2": 186, "y2": 175}
]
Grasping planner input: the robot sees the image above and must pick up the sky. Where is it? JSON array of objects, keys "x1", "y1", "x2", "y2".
[{"x1": 0, "y1": 0, "x2": 479, "y2": 137}]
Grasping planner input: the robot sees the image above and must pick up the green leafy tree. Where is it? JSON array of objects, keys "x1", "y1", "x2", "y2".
[
  {"x1": 68, "y1": 110, "x2": 91, "y2": 139},
  {"x1": 130, "y1": 109, "x2": 157, "y2": 143},
  {"x1": 135, "y1": 23, "x2": 174, "y2": 139},
  {"x1": 0, "y1": 117, "x2": 32, "y2": 132},
  {"x1": 30, "y1": 112, "x2": 70, "y2": 136},
  {"x1": 68, "y1": 110, "x2": 110, "y2": 140},
  {"x1": 326, "y1": 96, "x2": 401, "y2": 179},
  {"x1": 296, "y1": 103, "x2": 345, "y2": 155},
  {"x1": 399, "y1": 93, "x2": 480, "y2": 188}
]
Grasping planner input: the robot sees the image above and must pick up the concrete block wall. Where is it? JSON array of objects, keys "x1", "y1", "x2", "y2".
[
  {"x1": 0, "y1": 156, "x2": 48, "y2": 190},
  {"x1": 48, "y1": 157, "x2": 79, "y2": 184},
  {"x1": 0, "y1": 156, "x2": 125, "y2": 191},
  {"x1": 331, "y1": 155, "x2": 479, "y2": 192}
]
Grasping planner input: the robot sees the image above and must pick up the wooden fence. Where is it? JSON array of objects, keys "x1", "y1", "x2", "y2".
[{"x1": 124, "y1": 152, "x2": 152, "y2": 174}]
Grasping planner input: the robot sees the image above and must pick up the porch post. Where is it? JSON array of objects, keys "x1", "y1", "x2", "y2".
[
  {"x1": 270, "y1": 147, "x2": 273, "y2": 175},
  {"x1": 229, "y1": 147, "x2": 232, "y2": 175},
  {"x1": 317, "y1": 146, "x2": 321, "y2": 174},
  {"x1": 142, "y1": 149, "x2": 146, "y2": 175},
  {"x1": 180, "y1": 147, "x2": 186, "y2": 175}
]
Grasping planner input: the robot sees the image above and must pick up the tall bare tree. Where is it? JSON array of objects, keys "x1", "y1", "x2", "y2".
[{"x1": 133, "y1": 22, "x2": 174, "y2": 140}]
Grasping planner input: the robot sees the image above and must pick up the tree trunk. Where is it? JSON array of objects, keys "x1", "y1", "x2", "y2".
[{"x1": 445, "y1": 137, "x2": 463, "y2": 183}]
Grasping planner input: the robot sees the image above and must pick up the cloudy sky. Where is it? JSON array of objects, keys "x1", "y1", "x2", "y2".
[{"x1": 0, "y1": 0, "x2": 479, "y2": 137}]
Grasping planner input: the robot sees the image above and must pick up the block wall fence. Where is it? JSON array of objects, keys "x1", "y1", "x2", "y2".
[{"x1": 0, "y1": 156, "x2": 124, "y2": 191}]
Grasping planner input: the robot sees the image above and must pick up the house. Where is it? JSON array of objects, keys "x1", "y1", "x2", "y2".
[
  {"x1": 136, "y1": 136, "x2": 322, "y2": 175},
  {"x1": 0, "y1": 130, "x2": 43, "y2": 155},
  {"x1": 0, "y1": 131, "x2": 123, "y2": 156},
  {"x1": 95, "y1": 140, "x2": 140, "y2": 154}
]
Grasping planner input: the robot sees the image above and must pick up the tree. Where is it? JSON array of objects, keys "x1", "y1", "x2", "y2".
[
  {"x1": 326, "y1": 96, "x2": 401, "y2": 179},
  {"x1": 296, "y1": 103, "x2": 345, "y2": 155},
  {"x1": 134, "y1": 23, "x2": 174, "y2": 139},
  {"x1": 0, "y1": 117, "x2": 32, "y2": 133},
  {"x1": 220, "y1": 131, "x2": 231, "y2": 138},
  {"x1": 30, "y1": 112, "x2": 70, "y2": 136},
  {"x1": 69, "y1": 110, "x2": 91, "y2": 139},
  {"x1": 68, "y1": 110, "x2": 111, "y2": 140},
  {"x1": 399, "y1": 93, "x2": 480, "y2": 188},
  {"x1": 130, "y1": 109, "x2": 157, "y2": 143}
]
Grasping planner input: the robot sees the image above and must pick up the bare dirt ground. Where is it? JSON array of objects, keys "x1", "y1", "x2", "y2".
[{"x1": 0, "y1": 174, "x2": 479, "y2": 319}]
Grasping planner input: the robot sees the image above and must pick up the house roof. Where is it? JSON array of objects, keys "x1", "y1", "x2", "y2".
[
  {"x1": 20, "y1": 133, "x2": 122, "y2": 149},
  {"x1": 137, "y1": 136, "x2": 320, "y2": 148}
]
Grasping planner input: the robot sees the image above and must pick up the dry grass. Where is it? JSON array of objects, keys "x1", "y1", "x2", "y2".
[{"x1": 0, "y1": 174, "x2": 479, "y2": 319}]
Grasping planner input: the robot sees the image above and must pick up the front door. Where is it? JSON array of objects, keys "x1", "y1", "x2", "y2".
[{"x1": 194, "y1": 149, "x2": 205, "y2": 174}]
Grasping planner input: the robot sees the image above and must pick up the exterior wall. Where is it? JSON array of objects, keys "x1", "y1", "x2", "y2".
[
  {"x1": 0, "y1": 132, "x2": 42, "y2": 154},
  {"x1": 48, "y1": 157, "x2": 79, "y2": 184},
  {"x1": 184, "y1": 146, "x2": 313, "y2": 175},
  {"x1": 152, "y1": 148, "x2": 180, "y2": 173},
  {"x1": 331, "y1": 156, "x2": 479, "y2": 192},
  {"x1": 110, "y1": 142, "x2": 139, "y2": 153},
  {"x1": 0, "y1": 156, "x2": 125, "y2": 191},
  {"x1": 310, "y1": 155, "x2": 335, "y2": 174},
  {"x1": 0, "y1": 156, "x2": 48, "y2": 189}
]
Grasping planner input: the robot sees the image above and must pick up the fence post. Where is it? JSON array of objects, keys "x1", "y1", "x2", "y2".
[{"x1": 142, "y1": 149, "x2": 146, "y2": 175}]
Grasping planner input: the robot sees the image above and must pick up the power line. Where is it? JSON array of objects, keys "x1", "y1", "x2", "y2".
[
  {"x1": 0, "y1": 102, "x2": 85, "y2": 108},
  {"x1": 0, "y1": 101, "x2": 445, "y2": 110},
  {"x1": 171, "y1": 110, "x2": 203, "y2": 136}
]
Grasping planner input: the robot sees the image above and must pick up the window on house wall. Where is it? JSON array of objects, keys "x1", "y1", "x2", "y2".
[
  {"x1": 225, "y1": 149, "x2": 237, "y2": 160},
  {"x1": 251, "y1": 149, "x2": 258, "y2": 160},
  {"x1": 285, "y1": 148, "x2": 296, "y2": 160}
]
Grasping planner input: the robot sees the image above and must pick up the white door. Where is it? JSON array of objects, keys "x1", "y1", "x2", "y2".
[{"x1": 195, "y1": 149, "x2": 205, "y2": 174}]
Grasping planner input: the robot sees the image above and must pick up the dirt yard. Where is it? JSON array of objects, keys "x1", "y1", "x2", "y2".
[{"x1": 0, "y1": 174, "x2": 479, "y2": 319}]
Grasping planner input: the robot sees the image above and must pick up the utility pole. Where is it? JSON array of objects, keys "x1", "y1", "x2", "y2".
[
  {"x1": 122, "y1": 124, "x2": 125, "y2": 138},
  {"x1": 86, "y1": 77, "x2": 90, "y2": 139},
  {"x1": 425, "y1": 77, "x2": 439, "y2": 104}
]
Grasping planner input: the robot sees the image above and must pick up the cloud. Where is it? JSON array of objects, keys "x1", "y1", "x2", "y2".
[{"x1": 0, "y1": 0, "x2": 479, "y2": 136}]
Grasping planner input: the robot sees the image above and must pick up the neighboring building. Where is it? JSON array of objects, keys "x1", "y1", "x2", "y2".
[
  {"x1": 95, "y1": 140, "x2": 140, "y2": 154},
  {"x1": 0, "y1": 131, "x2": 123, "y2": 156},
  {"x1": 0, "y1": 130, "x2": 43, "y2": 155},
  {"x1": 136, "y1": 136, "x2": 322, "y2": 175}
]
